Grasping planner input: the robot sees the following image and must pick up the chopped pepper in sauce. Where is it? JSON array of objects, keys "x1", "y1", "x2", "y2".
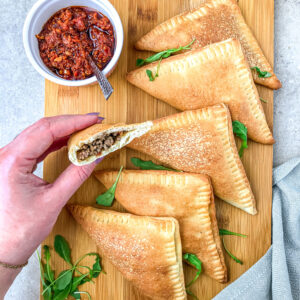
[{"x1": 36, "y1": 6, "x2": 115, "y2": 80}]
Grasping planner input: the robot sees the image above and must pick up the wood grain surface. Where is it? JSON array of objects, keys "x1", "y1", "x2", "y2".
[{"x1": 42, "y1": 0, "x2": 274, "y2": 299}]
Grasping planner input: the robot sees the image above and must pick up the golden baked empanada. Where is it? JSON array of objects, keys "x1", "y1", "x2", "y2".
[
  {"x1": 128, "y1": 104, "x2": 257, "y2": 215},
  {"x1": 135, "y1": 0, "x2": 281, "y2": 89},
  {"x1": 95, "y1": 169, "x2": 227, "y2": 283},
  {"x1": 127, "y1": 39, "x2": 274, "y2": 144},
  {"x1": 68, "y1": 205, "x2": 187, "y2": 300},
  {"x1": 68, "y1": 121, "x2": 153, "y2": 166}
]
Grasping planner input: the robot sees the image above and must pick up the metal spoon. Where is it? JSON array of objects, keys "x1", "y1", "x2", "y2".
[{"x1": 88, "y1": 54, "x2": 113, "y2": 100}]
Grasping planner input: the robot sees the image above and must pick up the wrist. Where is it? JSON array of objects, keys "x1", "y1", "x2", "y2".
[{"x1": 0, "y1": 230, "x2": 34, "y2": 266}]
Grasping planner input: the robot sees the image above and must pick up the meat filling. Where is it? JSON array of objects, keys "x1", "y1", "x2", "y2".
[{"x1": 77, "y1": 131, "x2": 124, "y2": 161}]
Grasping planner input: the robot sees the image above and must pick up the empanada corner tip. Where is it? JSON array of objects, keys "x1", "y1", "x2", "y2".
[
  {"x1": 248, "y1": 207, "x2": 258, "y2": 215},
  {"x1": 273, "y1": 78, "x2": 282, "y2": 90},
  {"x1": 125, "y1": 71, "x2": 134, "y2": 83},
  {"x1": 134, "y1": 40, "x2": 143, "y2": 50},
  {"x1": 93, "y1": 170, "x2": 105, "y2": 182},
  {"x1": 66, "y1": 203, "x2": 78, "y2": 216},
  {"x1": 219, "y1": 273, "x2": 228, "y2": 284}
]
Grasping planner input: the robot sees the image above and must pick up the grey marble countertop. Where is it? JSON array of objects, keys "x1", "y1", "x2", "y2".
[{"x1": 1, "y1": 0, "x2": 300, "y2": 299}]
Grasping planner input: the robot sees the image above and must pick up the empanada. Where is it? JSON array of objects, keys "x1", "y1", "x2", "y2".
[
  {"x1": 68, "y1": 204, "x2": 187, "y2": 300},
  {"x1": 128, "y1": 104, "x2": 257, "y2": 215},
  {"x1": 68, "y1": 121, "x2": 153, "y2": 166},
  {"x1": 135, "y1": 0, "x2": 281, "y2": 89},
  {"x1": 127, "y1": 39, "x2": 274, "y2": 144},
  {"x1": 95, "y1": 169, "x2": 227, "y2": 283}
]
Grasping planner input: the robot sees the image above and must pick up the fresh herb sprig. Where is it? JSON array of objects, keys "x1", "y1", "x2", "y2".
[
  {"x1": 219, "y1": 229, "x2": 247, "y2": 237},
  {"x1": 96, "y1": 166, "x2": 123, "y2": 206},
  {"x1": 232, "y1": 121, "x2": 248, "y2": 157},
  {"x1": 260, "y1": 97, "x2": 268, "y2": 103},
  {"x1": 38, "y1": 235, "x2": 104, "y2": 300},
  {"x1": 136, "y1": 39, "x2": 195, "y2": 67},
  {"x1": 251, "y1": 66, "x2": 272, "y2": 78},
  {"x1": 219, "y1": 229, "x2": 247, "y2": 265},
  {"x1": 183, "y1": 253, "x2": 202, "y2": 299},
  {"x1": 137, "y1": 39, "x2": 195, "y2": 81},
  {"x1": 131, "y1": 157, "x2": 178, "y2": 171},
  {"x1": 146, "y1": 58, "x2": 162, "y2": 81},
  {"x1": 222, "y1": 239, "x2": 243, "y2": 265}
]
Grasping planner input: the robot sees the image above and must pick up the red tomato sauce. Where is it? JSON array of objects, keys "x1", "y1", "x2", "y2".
[{"x1": 36, "y1": 6, "x2": 115, "y2": 80}]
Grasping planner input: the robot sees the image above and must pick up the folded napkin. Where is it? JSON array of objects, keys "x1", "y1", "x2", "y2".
[{"x1": 214, "y1": 157, "x2": 300, "y2": 300}]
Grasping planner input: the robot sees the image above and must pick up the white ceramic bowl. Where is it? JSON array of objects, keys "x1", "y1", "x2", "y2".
[{"x1": 23, "y1": 0, "x2": 123, "y2": 86}]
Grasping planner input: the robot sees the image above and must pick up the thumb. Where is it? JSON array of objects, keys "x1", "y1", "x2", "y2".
[{"x1": 51, "y1": 159, "x2": 103, "y2": 207}]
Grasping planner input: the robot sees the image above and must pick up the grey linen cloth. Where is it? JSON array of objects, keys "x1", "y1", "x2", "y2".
[{"x1": 214, "y1": 157, "x2": 300, "y2": 300}]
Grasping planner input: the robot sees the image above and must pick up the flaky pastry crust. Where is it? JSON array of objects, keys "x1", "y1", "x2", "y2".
[
  {"x1": 95, "y1": 169, "x2": 227, "y2": 283},
  {"x1": 127, "y1": 104, "x2": 257, "y2": 215},
  {"x1": 68, "y1": 205, "x2": 187, "y2": 300},
  {"x1": 127, "y1": 39, "x2": 274, "y2": 144},
  {"x1": 135, "y1": 0, "x2": 281, "y2": 89}
]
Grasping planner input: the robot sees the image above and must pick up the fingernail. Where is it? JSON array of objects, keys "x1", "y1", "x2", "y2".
[
  {"x1": 97, "y1": 116, "x2": 105, "y2": 124},
  {"x1": 95, "y1": 157, "x2": 104, "y2": 164},
  {"x1": 86, "y1": 112, "x2": 100, "y2": 116}
]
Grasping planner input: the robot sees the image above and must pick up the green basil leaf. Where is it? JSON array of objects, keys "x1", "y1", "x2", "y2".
[
  {"x1": 54, "y1": 235, "x2": 72, "y2": 265},
  {"x1": 161, "y1": 52, "x2": 170, "y2": 59},
  {"x1": 136, "y1": 58, "x2": 145, "y2": 66},
  {"x1": 55, "y1": 270, "x2": 73, "y2": 291},
  {"x1": 251, "y1": 66, "x2": 272, "y2": 78},
  {"x1": 43, "y1": 245, "x2": 55, "y2": 283},
  {"x1": 232, "y1": 121, "x2": 248, "y2": 158},
  {"x1": 183, "y1": 253, "x2": 202, "y2": 271},
  {"x1": 219, "y1": 229, "x2": 247, "y2": 237},
  {"x1": 53, "y1": 282, "x2": 72, "y2": 300},
  {"x1": 146, "y1": 69, "x2": 155, "y2": 81},
  {"x1": 222, "y1": 238, "x2": 243, "y2": 264},
  {"x1": 260, "y1": 97, "x2": 268, "y2": 103},
  {"x1": 183, "y1": 253, "x2": 202, "y2": 288},
  {"x1": 71, "y1": 274, "x2": 89, "y2": 293},
  {"x1": 96, "y1": 166, "x2": 123, "y2": 206},
  {"x1": 143, "y1": 51, "x2": 168, "y2": 64},
  {"x1": 131, "y1": 157, "x2": 177, "y2": 171},
  {"x1": 136, "y1": 39, "x2": 195, "y2": 66},
  {"x1": 44, "y1": 271, "x2": 54, "y2": 284},
  {"x1": 232, "y1": 121, "x2": 247, "y2": 142},
  {"x1": 92, "y1": 254, "x2": 102, "y2": 278}
]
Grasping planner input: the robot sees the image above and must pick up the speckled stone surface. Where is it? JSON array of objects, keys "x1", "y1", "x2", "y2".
[{"x1": 1, "y1": 0, "x2": 300, "y2": 299}]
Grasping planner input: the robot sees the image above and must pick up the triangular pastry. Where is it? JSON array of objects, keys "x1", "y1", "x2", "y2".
[
  {"x1": 95, "y1": 169, "x2": 227, "y2": 283},
  {"x1": 128, "y1": 104, "x2": 257, "y2": 215},
  {"x1": 127, "y1": 39, "x2": 274, "y2": 144},
  {"x1": 135, "y1": 0, "x2": 281, "y2": 89},
  {"x1": 67, "y1": 204, "x2": 187, "y2": 300},
  {"x1": 68, "y1": 121, "x2": 153, "y2": 166}
]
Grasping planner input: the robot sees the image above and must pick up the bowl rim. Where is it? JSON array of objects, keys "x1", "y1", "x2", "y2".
[{"x1": 23, "y1": 0, "x2": 124, "y2": 86}]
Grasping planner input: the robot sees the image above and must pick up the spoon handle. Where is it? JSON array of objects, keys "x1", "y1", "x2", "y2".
[{"x1": 88, "y1": 56, "x2": 113, "y2": 100}]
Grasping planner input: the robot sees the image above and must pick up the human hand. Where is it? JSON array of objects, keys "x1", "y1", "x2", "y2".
[{"x1": 0, "y1": 114, "x2": 102, "y2": 284}]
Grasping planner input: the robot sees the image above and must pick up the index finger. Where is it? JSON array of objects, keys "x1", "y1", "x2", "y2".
[{"x1": 12, "y1": 114, "x2": 100, "y2": 160}]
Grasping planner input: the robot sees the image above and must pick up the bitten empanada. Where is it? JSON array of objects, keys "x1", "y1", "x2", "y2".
[
  {"x1": 68, "y1": 121, "x2": 153, "y2": 166},
  {"x1": 128, "y1": 104, "x2": 257, "y2": 215},
  {"x1": 95, "y1": 169, "x2": 227, "y2": 283},
  {"x1": 68, "y1": 205, "x2": 187, "y2": 300},
  {"x1": 127, "y1": 39, "x2": 274, "y2": 144},
  {"x1": 135, "y1": 0, "x2": 281, "y2": 89}
]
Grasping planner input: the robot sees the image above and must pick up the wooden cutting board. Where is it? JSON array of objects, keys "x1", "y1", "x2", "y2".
[{"x1": 42, "y1": 0, "x2": 274, "y2": 299}]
